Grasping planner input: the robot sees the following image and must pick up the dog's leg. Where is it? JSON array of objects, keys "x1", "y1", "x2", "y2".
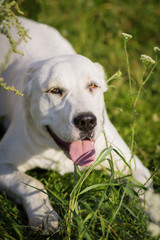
[
  {"x1": 103, "y1": 111, "x2": 152, "y2": 189},
  {"x1": 0, "y1": 164, "x2": 59, "y2": 234}
]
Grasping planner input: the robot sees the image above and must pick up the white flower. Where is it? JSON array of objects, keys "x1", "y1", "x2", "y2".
[
  {"x1": 154, "y1": 47, "x2": 160, "y2": 58},
  {"x1": 140, "y1": 54, "x2": 156, "y2": 66},
  {"x1": 121, "y1": 33, "x2": 132, "y2": 41},
  {"x1": 154, "y1": 46, "x2": 160, "y2": 53}
]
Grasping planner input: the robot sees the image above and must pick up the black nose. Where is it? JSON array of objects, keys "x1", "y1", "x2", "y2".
[{"x1": 74, "y1": 113, "x2": 97, "y2": 132}]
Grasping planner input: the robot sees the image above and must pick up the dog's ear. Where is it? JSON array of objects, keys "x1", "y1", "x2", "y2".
[
  {"x1": 23, "y1": 60, "x2": 42, "y2": 97},
  {"x1": 23, "y1": 65, "x2": 40, "y2": 121},
  {"x1": 23, "y1": 67, "x2": 36, "y2": 97},
  {"x1": 94, "y1": 62, "x2": 108, "y2": 92}
]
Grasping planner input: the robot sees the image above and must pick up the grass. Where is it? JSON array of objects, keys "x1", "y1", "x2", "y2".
[
  {"x1": 0, "y1": 0, "x2": 160, "y2": 239},
  {"x1": 0, "y1": 163, "x2": 153, "y2": 240}
]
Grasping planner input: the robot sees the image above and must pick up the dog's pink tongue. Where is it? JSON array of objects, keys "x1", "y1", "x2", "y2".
[{"x1": 69, "y1": 140, "x2": 95, "y2": 166}]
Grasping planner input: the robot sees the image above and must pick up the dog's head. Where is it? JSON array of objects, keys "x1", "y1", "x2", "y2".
[{"x1": 23, "y1": 54, "x2": 107, "y2": 166}]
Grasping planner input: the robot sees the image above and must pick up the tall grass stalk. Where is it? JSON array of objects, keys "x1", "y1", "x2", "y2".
[
  {"x1": 134, "y1": 60, "x2": 159, "y2": 108},
  {"x1": 122, "y1": 33, "x2": 133, "y2": 99},
  {"x1": 122, "y1": 34, "x2": 160, "y2": 156}
]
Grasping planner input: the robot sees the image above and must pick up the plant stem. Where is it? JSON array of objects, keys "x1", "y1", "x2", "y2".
[
  {"x1": 134, "y1": 60, "x2": 159, "y2": 108},
  {"x1": 124, "y1": 39, "x2": 132, "y2": 99}
]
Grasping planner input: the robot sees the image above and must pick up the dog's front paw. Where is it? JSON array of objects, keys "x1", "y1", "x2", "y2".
[{"x1": 29, "y1": 209, "x2": 59, "y2": 234}]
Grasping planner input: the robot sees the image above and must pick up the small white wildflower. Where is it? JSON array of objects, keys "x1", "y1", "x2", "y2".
[
  {"x1": 140, "y1": 54, "x2": 156, "y2": 66},
  {"x1": 148, "y1": 222, "x2": 160, "y2": 237},
  {"x1": 121, "y1": 33, "x2": 132, "y2": 41},
  {"x1": 154, "y1": 46, "x2": 160, "y2": 53},
  {"x1": 154, "y1": 47, "x2": 160, "y2": 59}
]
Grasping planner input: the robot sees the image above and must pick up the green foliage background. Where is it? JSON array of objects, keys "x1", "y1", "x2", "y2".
[{"x1": 0, "y1": 0, "x2": 160, "y2": 239}]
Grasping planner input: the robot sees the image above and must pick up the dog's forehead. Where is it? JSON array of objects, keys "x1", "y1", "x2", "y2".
[{"x1": 38, "y1": 55, "x2": 103, "y2": 89}]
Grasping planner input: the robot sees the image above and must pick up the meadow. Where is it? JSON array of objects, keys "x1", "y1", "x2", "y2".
[{"x1": 0, "y1": 0, "x2": 160, "y2": 239}]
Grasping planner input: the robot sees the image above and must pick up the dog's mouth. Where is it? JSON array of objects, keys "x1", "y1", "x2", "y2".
[{"x1": 46, "y1": 126, "x2": 95, "y2": 166}]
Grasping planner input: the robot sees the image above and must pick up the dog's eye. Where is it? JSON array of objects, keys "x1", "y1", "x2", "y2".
[
  {"x1": 49, "y1": 88, "x2": 62, "y2": 95},
  {"x1": 89, "y1": 83, "x2": 99, "y2": 90}
]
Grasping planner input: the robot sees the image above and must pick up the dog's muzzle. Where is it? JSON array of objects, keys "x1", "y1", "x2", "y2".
[{"x1": 46, "y1": 112, "x2": 97, "y2": 167}]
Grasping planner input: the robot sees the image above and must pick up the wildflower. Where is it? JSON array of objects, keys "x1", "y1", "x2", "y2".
[
  {"x1": 121, "y1": 33, "x2": 132, "y2": 41},
  {"x1": 154, "y1": 46, "x2": 160, "y2": 53},
  {"x1": 154, "y1": 46, "x2": 160, "y2": 59},
  {"x1": 140, "y1": 54, "x2": 156, "y2": 67}
]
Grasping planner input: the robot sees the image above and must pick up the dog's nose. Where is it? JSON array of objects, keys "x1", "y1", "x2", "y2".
[{"x1": 74, "y1": 113, "x2": 97, "y2": 132}]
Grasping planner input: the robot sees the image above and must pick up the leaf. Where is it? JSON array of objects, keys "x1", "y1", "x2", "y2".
[
  {"x1": 125, "y1": 185, "x2": 139, "y2": 198},
  {"x1": 79, "y1": 183, "x2": 108, "y2": 195},
  {"x1": 122, "y1": 203, "x2": 137, "y2": 219},
  {"x1": 99, "y1": 211, "x2": 106, "y2": 237},
  {"x1": 113, "y1": 148, "x2": 131, "y2": 170},
  {"x1": 79, "y1": 200, "x2": 94, "y2": 212},
  {"x1": 92, "y1": 146, "x2": 113, "y2": 169}
]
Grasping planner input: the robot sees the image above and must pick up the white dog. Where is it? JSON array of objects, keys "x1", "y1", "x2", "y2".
[{"x1": 0, "y1": 17, "x2": 151, "y2": 233}]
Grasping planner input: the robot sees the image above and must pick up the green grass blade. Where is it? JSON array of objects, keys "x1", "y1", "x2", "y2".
[
  {"x1": 113, "y1": 148, "x2": 131, "y2": 169},
  {"x1": 79, "y1": 182, "x2": 125, "y2": 196},
  {"x1": 79, "y1": 183, "x2": 108, "y2": 195}
]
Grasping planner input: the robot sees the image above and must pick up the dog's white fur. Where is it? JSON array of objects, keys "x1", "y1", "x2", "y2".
[{"x1": 0, "y1": 17, "x2": 151, "y2": 233}]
